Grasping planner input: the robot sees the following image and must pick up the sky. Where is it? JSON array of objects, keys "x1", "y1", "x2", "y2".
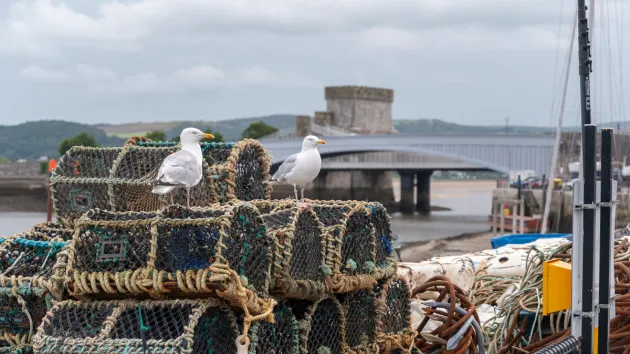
[{"x1": 0, "y1": 0, "x2": 628, "y2": 127}]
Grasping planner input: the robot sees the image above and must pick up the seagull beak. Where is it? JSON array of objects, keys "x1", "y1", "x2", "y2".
[
  {"x1": 203, "y1": 133, "x2": 215, "y2": 140},
  {"x1": 318, "y1": 139, "x2": 326, "y2": 145}
]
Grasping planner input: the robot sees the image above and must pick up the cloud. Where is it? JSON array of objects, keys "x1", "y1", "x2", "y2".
[
  {"x1": 18, "y1": 65, "x2": 71, "y2": 81},
  {"x1": 172, "y1": 65, "x2": 226, "y2": 88},
  {"x1": 19, "y1": 63, "x2": 315, "y2": 94},
  {"x1": 239, "y1": 66, "x2": 317, "y2": 88},
  {"x1": 0, "y1": 0, "x2": 587, "y2": 57},
  {"x1": 76, "y1": 64, "x2": 117, "y2": 82}
]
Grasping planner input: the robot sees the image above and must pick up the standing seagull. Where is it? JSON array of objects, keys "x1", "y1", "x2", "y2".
[
  {"x1": 151, "y1": 128, "x2": 214, "y2": 207},
  {"x1": 271, "y1": 135, "x2": 326, "y2": 206}
]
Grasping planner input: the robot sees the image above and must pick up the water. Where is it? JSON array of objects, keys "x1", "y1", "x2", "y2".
[
  {"x1": 0, "y1": 180, "x2": 494, "y2": 244},
  {"x1": 390, "y1": 180, "x2": 493, "y2": 246},
  {"x1": 0, "y1": 212, "x2": 51, "y2": 236}
]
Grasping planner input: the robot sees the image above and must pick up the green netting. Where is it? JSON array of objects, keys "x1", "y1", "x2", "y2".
[
  {"x1": 341, "y1": 289, "x2": 378, "y2": 351},
  {"x1": 30, "y1": 222, "x2": 73, "y2": 242},
  {"x1": 245, "y1": 301, "x2": 300, "y2": 354},
  {"x1": 0, "y1": 234, "x2": 69, "y2": 297},
  {"x1": 293, "y1": 297, "x2": 345, "y2": 354},
  {"x1": 309, "y1": 200, "x2": 397, "y2": 294},
  {"x1": 32, "y1": 299, "x2": 240, "y2": 354},
  {"x1": 374, "y1": 277, "x2": 415, "y2": 353},
  {"x1": 0, "y1": 287, "x2": 52, "y2": 349},
  {"x1": 257, "y1": 203, "x2": 328, "y2": 300},
  {"x1": 50, "y1": 139, "x2": 271, "y2": 227},
  {"x1": 0, "y1": 343, "x2": 33, "y2": 354},
  {"x1": 55, "y1": 203, "x2": 275, "y2": 319}
]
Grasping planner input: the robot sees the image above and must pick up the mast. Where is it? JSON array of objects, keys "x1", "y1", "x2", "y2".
[{"x1": 577, "y1": 0, "x2": 595, "y2": 353}]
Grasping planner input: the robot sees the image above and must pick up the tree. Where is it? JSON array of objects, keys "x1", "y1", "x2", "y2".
[
  {"x1": 172, "y1": 128, "x2": 225, "y2": 143},
  {"x1": 242, "y1": 121, "x2": 278, "y2": 140},
  {"x1": 145, "y1": 130, "x2": 167, "y2": 142},
  {"x1": 59, "y1": 132, "x2": 100, "y2": 156},
  {"x1": 203, "y1": 128, "x2": 224, "y2": 143}
]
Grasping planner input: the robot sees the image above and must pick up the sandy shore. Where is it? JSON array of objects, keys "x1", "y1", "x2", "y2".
[{"x1": 398, "y1": 231, "x2": 495, "y2": 262}]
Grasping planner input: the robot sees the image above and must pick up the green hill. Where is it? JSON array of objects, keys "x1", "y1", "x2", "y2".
[
  {"x1": 0, "y1": 120, "x2": 124, "y2": 160},
  {"x1": 0, "y1": 116, "x2": 601, "y2": 161}
]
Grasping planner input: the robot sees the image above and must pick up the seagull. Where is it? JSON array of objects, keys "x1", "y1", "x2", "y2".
[
  {"x1": 151, "y1": 128, "x2": 214, "y2": 207},
  {"x1": 271, "y1": 135, "x2": 326, "y2": 207}
]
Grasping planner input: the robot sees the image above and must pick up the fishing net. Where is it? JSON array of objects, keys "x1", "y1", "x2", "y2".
[
  {"x1": 245, "y1": 300, "x2": 300, "y2": 354},
  {"x1": 374, "y1": 277, "x2": 415, "y2": 353},
  {"x1": 0, "y1": 234, "x2": 69, "y2": 297},
  {"x1": 0, "y1": 343, "x2": 33, "y2": 354},
  {"x1": 30, "y1": 222, "x2": 74, "y2": 241},
  {"x1": 293, "y1": 297, "x2": 345, "y2": 354},
  {"x1": 56, "y1": 202, "x2": 276, "y2": 320},
  {"x1": 309, "y1": 200, "x2": 397, "y2": 293},
  {"x1": 0, "y1": 287, "x2": 51, "y2": 349},
  {"x1": 340, "y1": 289, "x2": 379, "y2": 353},
  {"x1": 50, "y1": 139, "x2": 271, "y2": 227},
  {"x1": 32, "y1": 299, "x2": 241, "y2": 354},
  {"x1": 254, "y1": 201, "x2": 328, "y2": 300}
]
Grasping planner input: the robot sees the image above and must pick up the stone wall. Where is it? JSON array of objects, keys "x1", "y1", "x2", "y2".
[{"x1": 325, "y1": 86, "x2": 396, "y2": 134}]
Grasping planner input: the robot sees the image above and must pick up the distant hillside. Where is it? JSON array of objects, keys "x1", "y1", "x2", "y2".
[
  {"x1": 393, "y1": 119, "x2": 562, "y2": 135},
  {"x1": 163, "y1": 115, "x2": 296, "y2": 141},
  {"x1": 0, "y1": 116, "x2": 610, "y2": 161},
  {"x1": 0, "y1": 120, "x2": 124, "y2": 160}
]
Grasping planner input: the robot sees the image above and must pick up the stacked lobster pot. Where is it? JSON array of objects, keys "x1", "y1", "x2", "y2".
[{"x1": 5, "y1": 136, "x2": 415, "y2": 353}]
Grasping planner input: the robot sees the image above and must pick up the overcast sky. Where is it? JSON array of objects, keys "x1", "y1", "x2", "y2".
[{"x1": 0, "y1": 0, "x2": 627, "y2": 127}]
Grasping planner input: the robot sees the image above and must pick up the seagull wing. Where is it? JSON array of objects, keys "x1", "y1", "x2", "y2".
[
  {"x1": 271, "y1": 153, "x2": 299, "y2": 182},
  {"x1": 154, "y1": 149, "x2": 201, "y2": 187}
]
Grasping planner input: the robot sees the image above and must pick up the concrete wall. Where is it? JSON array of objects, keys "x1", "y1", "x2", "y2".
[{"x1": 0, "y1": 162, "x2": 47, "y2": 212}]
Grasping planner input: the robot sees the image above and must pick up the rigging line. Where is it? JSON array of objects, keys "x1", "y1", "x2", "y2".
[
  {"x1": 541, "y1": 9, "x2": 578, "y2": 235},
  {"x1": 549, "y1": 0, "x2": 569, "y2": 126},
  {"x1": 619, "y1": 0, "x2": 626, "y2": 126},
  {"x1": 589, "y1": 0, "x2": 597, "y2": 124}
]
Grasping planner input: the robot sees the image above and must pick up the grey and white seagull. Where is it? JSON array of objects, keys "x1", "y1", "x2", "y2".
[
  {"x1": 151, "y1": 127, "x2": 214, "y2": 207},
  {"x1": 270, "y1": 135, "x2": 326, "y2": 207}
]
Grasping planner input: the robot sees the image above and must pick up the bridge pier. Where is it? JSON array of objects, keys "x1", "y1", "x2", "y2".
[
  {"x1": 399, "y1": 172, "x2": 415, "y2": 214},
  {"x1": 416, "y1": 171, "x2": 432, "y2": 215}
]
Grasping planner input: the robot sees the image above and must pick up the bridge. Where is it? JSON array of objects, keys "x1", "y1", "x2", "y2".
[{"x1": 261, "y1": 133, "x2": 556, "y2": 214}]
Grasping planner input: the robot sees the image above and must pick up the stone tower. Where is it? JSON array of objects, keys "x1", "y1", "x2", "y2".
[{"x1": 324, "y1": 86, "x2": 397, "y2": 134}]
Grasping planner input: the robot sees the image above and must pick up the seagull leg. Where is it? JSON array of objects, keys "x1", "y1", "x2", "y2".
[
  {"x1": 293, "y1": 184, "x2": 298, "y2": 201},
  {"x1": 186, "y1": 188, "x2": 191, "y2": 208},
  {"x1": 170, "y1": 191, "x2": 174, "y2": 205},
  {"x1": 297, "y1": 185, "x2": 311, "y2": 210}
]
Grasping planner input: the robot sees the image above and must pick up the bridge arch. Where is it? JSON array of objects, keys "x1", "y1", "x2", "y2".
[{"x1": 270, "y1": 146, "x2": 511, "y2": 173}]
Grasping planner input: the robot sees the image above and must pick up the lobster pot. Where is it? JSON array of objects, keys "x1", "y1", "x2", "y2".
[
  {"x1": 57, "y1": 203, "x2": 275, "y2": 316},
  {"x1": 0, "y1": 344, "x2": 33, "y2": 354},
  {"x1": 0, "y1": 236, "x2": 69, "y2": 296},
  {"x1": 50, "y1": 140, "x2": 272, "y2": 227},
  {"x1": 30, "y1": 222, "x2": 73, "y2": 241},
  {"x1": 134, "y1": 139, "x2": 271, "y2": 203},
  {"x1": 340, "y1": 290, "x2": 379, "y2": 354},
  {"x1": 32, "y1": 299, "x2": 240, "y2": 354},
  {"x1": 49, "y1": 147, "x2": 122, "y2": 224},
  {"x1": 0, "y1": 287, "x2": 51, "y2": 350},
  {"x1": 257, "y1": 203, "x2": 328, "y2": 299},
  {"x1": 294, "y1": 297, "x2": 345, "y2": 354},
  {"x1": 311, "y1": 201, "x2": 397, "y2": 293},
  {"x1": 247, "y1": 301, "x2": 300, "y2": 354},
  {"x1": 375, "y1": 278, "x2": 415, "y2": 353}
]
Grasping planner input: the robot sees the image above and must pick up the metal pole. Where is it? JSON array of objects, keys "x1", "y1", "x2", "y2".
[
  {"x1": 575, "y1": 0, "x2": 594, "y2": 350},
  {"x1": 581, "y1": 124, "x2": 597, "y2": 354},
  {"x1": 597, "y1": 128, "x2": 612, "y2": 354}
]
